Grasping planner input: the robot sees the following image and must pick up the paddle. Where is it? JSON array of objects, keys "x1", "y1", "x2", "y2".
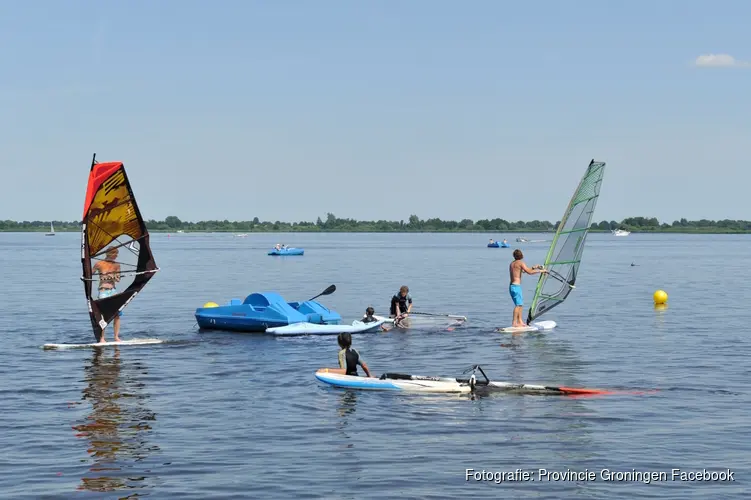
[{"x1": 308, "y1": 284, "x2": 336, "y2": 301}]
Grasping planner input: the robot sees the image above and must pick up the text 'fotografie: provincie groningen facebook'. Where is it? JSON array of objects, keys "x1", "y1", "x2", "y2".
[{"x1": 466, "y1": 468, "x2": 735, "y2": 484}]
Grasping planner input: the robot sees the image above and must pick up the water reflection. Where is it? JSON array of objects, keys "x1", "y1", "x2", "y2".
[
  {"x1": 336, "y1": 390, "x2": 358, "y2": 419},
  {"x1": 335, "y1": 391, "x2": 358, "y2": 448},
  {"x1": 72, "y1": 348, "x2": 158, "y2": 494}
]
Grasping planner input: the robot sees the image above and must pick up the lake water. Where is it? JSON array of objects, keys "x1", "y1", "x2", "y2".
[{"x1": 1, "y1": 231, "x2": 749, "y2": 499}]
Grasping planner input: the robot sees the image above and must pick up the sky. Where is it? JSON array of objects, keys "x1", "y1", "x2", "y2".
[{"x1": 1, "y1": 0, "x2": 749, "y2": 223}]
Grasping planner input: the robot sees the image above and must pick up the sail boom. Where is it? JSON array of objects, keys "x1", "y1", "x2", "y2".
[
  {"x1": 546, "y1": 259, "x2": 581, "y2": 266},
  {"x1": 81, "y1": 268, "x2": 159, "y2": 281},
  {"x1": 556, "y1": 227, "x2": 591, "y2": 236}
]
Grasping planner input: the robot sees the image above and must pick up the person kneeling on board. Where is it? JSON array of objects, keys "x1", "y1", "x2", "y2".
[
  {"x1": 390, "y1": 285, "x2": 413, "y2": 326},
  {"x1": 317, "y1": 333, "x2": 372, "y2": 377}
]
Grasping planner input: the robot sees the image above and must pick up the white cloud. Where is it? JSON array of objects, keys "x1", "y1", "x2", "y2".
[{"x1": 694, "y1": 54, "x2": 750, "y2": 67}]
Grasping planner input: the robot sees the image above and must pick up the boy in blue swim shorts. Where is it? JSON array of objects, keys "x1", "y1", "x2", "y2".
[
  {"x1": 509, "y1": 283, "x2": 524, "y2": 307},
  {"x1": 509, "y1": 249, "x2": 546, "y2": 327}
]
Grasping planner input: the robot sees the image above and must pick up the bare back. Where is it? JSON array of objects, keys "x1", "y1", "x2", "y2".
[
  {"x1": 509, "y1": 260, "x2": 523, "y2": 285},
  {"x1": 94, "y1": 261, "x2": 121, "y2": 290}
]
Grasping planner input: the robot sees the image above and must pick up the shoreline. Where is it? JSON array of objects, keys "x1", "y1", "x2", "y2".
[{"x1": 4, "y1": 229, "x2": 750, "y2": 235}]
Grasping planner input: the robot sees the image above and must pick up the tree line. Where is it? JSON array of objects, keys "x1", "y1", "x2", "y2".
[{"x1": 2, "y1": 214, "x2": 751, "y2": 233}]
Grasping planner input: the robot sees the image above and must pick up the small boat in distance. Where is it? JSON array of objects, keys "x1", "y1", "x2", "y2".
[
  {"x1": 515, "y1": 236, "x2": 546, "y2": 243},
  {"x1": 268, "y1": 245, "x2": 304, "y2": 255},
  {"x1": 487, "y1": 238, "x2": 509, "y2": 248},
  {"x1": 612, "y1": 229, "x2": 630, "y2": 236},
  {"x1": 45, "y1": 222, "x2": 55, "y2": 236}
]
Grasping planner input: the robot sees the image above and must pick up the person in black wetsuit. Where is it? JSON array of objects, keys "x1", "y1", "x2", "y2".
[
  {"x1": 362, "y1": 306, "x2": 378, "y2": 323},
  {"x1": 316, "y1": 332, "x2": 371, "y2": 377},
  {"x1": 362, "y1": 306, "x2": 390, "y2": 331},
  {"x1": 390, "y1": 285, "x2": 413, "y2": 326},
  {"x1": 337, "y1": 333, "x2": 371, "y2": 376}
]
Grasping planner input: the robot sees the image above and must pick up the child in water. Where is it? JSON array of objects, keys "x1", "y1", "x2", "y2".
[
  {"x1": 317, "y1": 332, "x2": 372, "y2": 377},
  {"x1": 362, "y1": 306, "x2": 390, "y2": 331}
]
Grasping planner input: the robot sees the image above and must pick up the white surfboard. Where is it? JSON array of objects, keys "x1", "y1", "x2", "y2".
[
  {"x1": 496, "y1": 320, "x2": 557, "y2": 333},
  {"x1": 42, "y1": 338, "x2": 165, "y2": 350},
  {"x1": 266, "y1": 319, "x2": 388, "y2": 336}
]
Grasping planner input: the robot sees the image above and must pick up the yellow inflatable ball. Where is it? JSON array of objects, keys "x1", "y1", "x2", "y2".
[
  {"x1": 202, "y1": 301, "x2": 219, "y2": 308},
  {"x1": 653, "y1": 290, "x2": 668, "y2": 305}
]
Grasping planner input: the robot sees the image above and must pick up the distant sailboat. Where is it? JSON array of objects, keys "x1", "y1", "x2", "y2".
[{"x1": 46, "y1": 222, "x2": 55, "y2": 236}]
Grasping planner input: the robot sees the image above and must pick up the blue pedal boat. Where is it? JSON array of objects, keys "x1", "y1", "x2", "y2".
[
  {"x1": 195, "y1": 291, "x2": 341, "y2": 332},
  {"x1": 268, "y1": 247, "x2": 304, "y2": 255}
]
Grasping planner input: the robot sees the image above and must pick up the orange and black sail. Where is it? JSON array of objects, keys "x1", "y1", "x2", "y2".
[{"x1": 81, "y1": 154, "x2": 158, "y2": 342}]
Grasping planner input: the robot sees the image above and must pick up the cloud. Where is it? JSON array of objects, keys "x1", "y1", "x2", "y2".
[{"x1": 694, "y1": 54, "x2": 750, "y2": 68}]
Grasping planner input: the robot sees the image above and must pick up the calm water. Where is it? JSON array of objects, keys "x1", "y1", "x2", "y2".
[{"x1": 1, "y1": 231, "x2": 749, "y2": 499}]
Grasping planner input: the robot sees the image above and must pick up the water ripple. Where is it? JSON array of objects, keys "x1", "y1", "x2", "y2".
[{"x1": 0, "y1": 232, "x2": 749, "y2": 498}]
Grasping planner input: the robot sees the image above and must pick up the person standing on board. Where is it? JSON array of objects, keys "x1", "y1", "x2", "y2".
[
  {"x1": 509, "y1": 249, "x2": 547, "y2": 327},
  {"x1": 390, "y1": 285, "x2": 413, "y2": 325},
  {"x1": 92, "y1": 246, "x2": 122, "y2": 342}
]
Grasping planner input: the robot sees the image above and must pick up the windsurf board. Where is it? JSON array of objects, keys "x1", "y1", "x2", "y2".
[
  {"x1": 42, "y1": 338, "x2": 164, "y2": 350},
  {"x1": 496, "y1": 320, "x2": 557, "y2": 333}
]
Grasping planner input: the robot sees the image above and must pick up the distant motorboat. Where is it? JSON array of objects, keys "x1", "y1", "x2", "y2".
[
  {"x1": 45, "y1": 222, "x2": 55, "y2": 236},
  {"x1": 612, "y1": 229, "x2": 630, "y2": 236},
  {"x1": 515, "y1": 236, "x2": 546, "y2": 243},
  {"x1": 235, "y1": 233, "x2": 248, "y2": 237}
]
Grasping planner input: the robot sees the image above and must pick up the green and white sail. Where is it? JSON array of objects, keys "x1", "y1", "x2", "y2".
[{"x1": 526, "y1": 159, "x2": 606, "y2": 325}]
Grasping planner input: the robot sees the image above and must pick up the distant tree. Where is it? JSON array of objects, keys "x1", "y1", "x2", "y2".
[{"x1": 164, "y1": 216, "x2": 182, "y2": 228}]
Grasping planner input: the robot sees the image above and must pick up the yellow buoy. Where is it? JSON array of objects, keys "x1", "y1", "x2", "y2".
[
  {"x1": 653, "y1": 290, "x2": 668, "y2": 305},
  {"x1": 202, "y1": 301, "x2": 219, "y2": 308}
]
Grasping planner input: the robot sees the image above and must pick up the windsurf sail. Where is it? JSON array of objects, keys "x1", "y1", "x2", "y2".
[
  {"x1": 81, "y1": 154, "x2": 159, "y2": 342},
  {"x1": 526, "y1": 159, "x2": 606, "y2": 325}
]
